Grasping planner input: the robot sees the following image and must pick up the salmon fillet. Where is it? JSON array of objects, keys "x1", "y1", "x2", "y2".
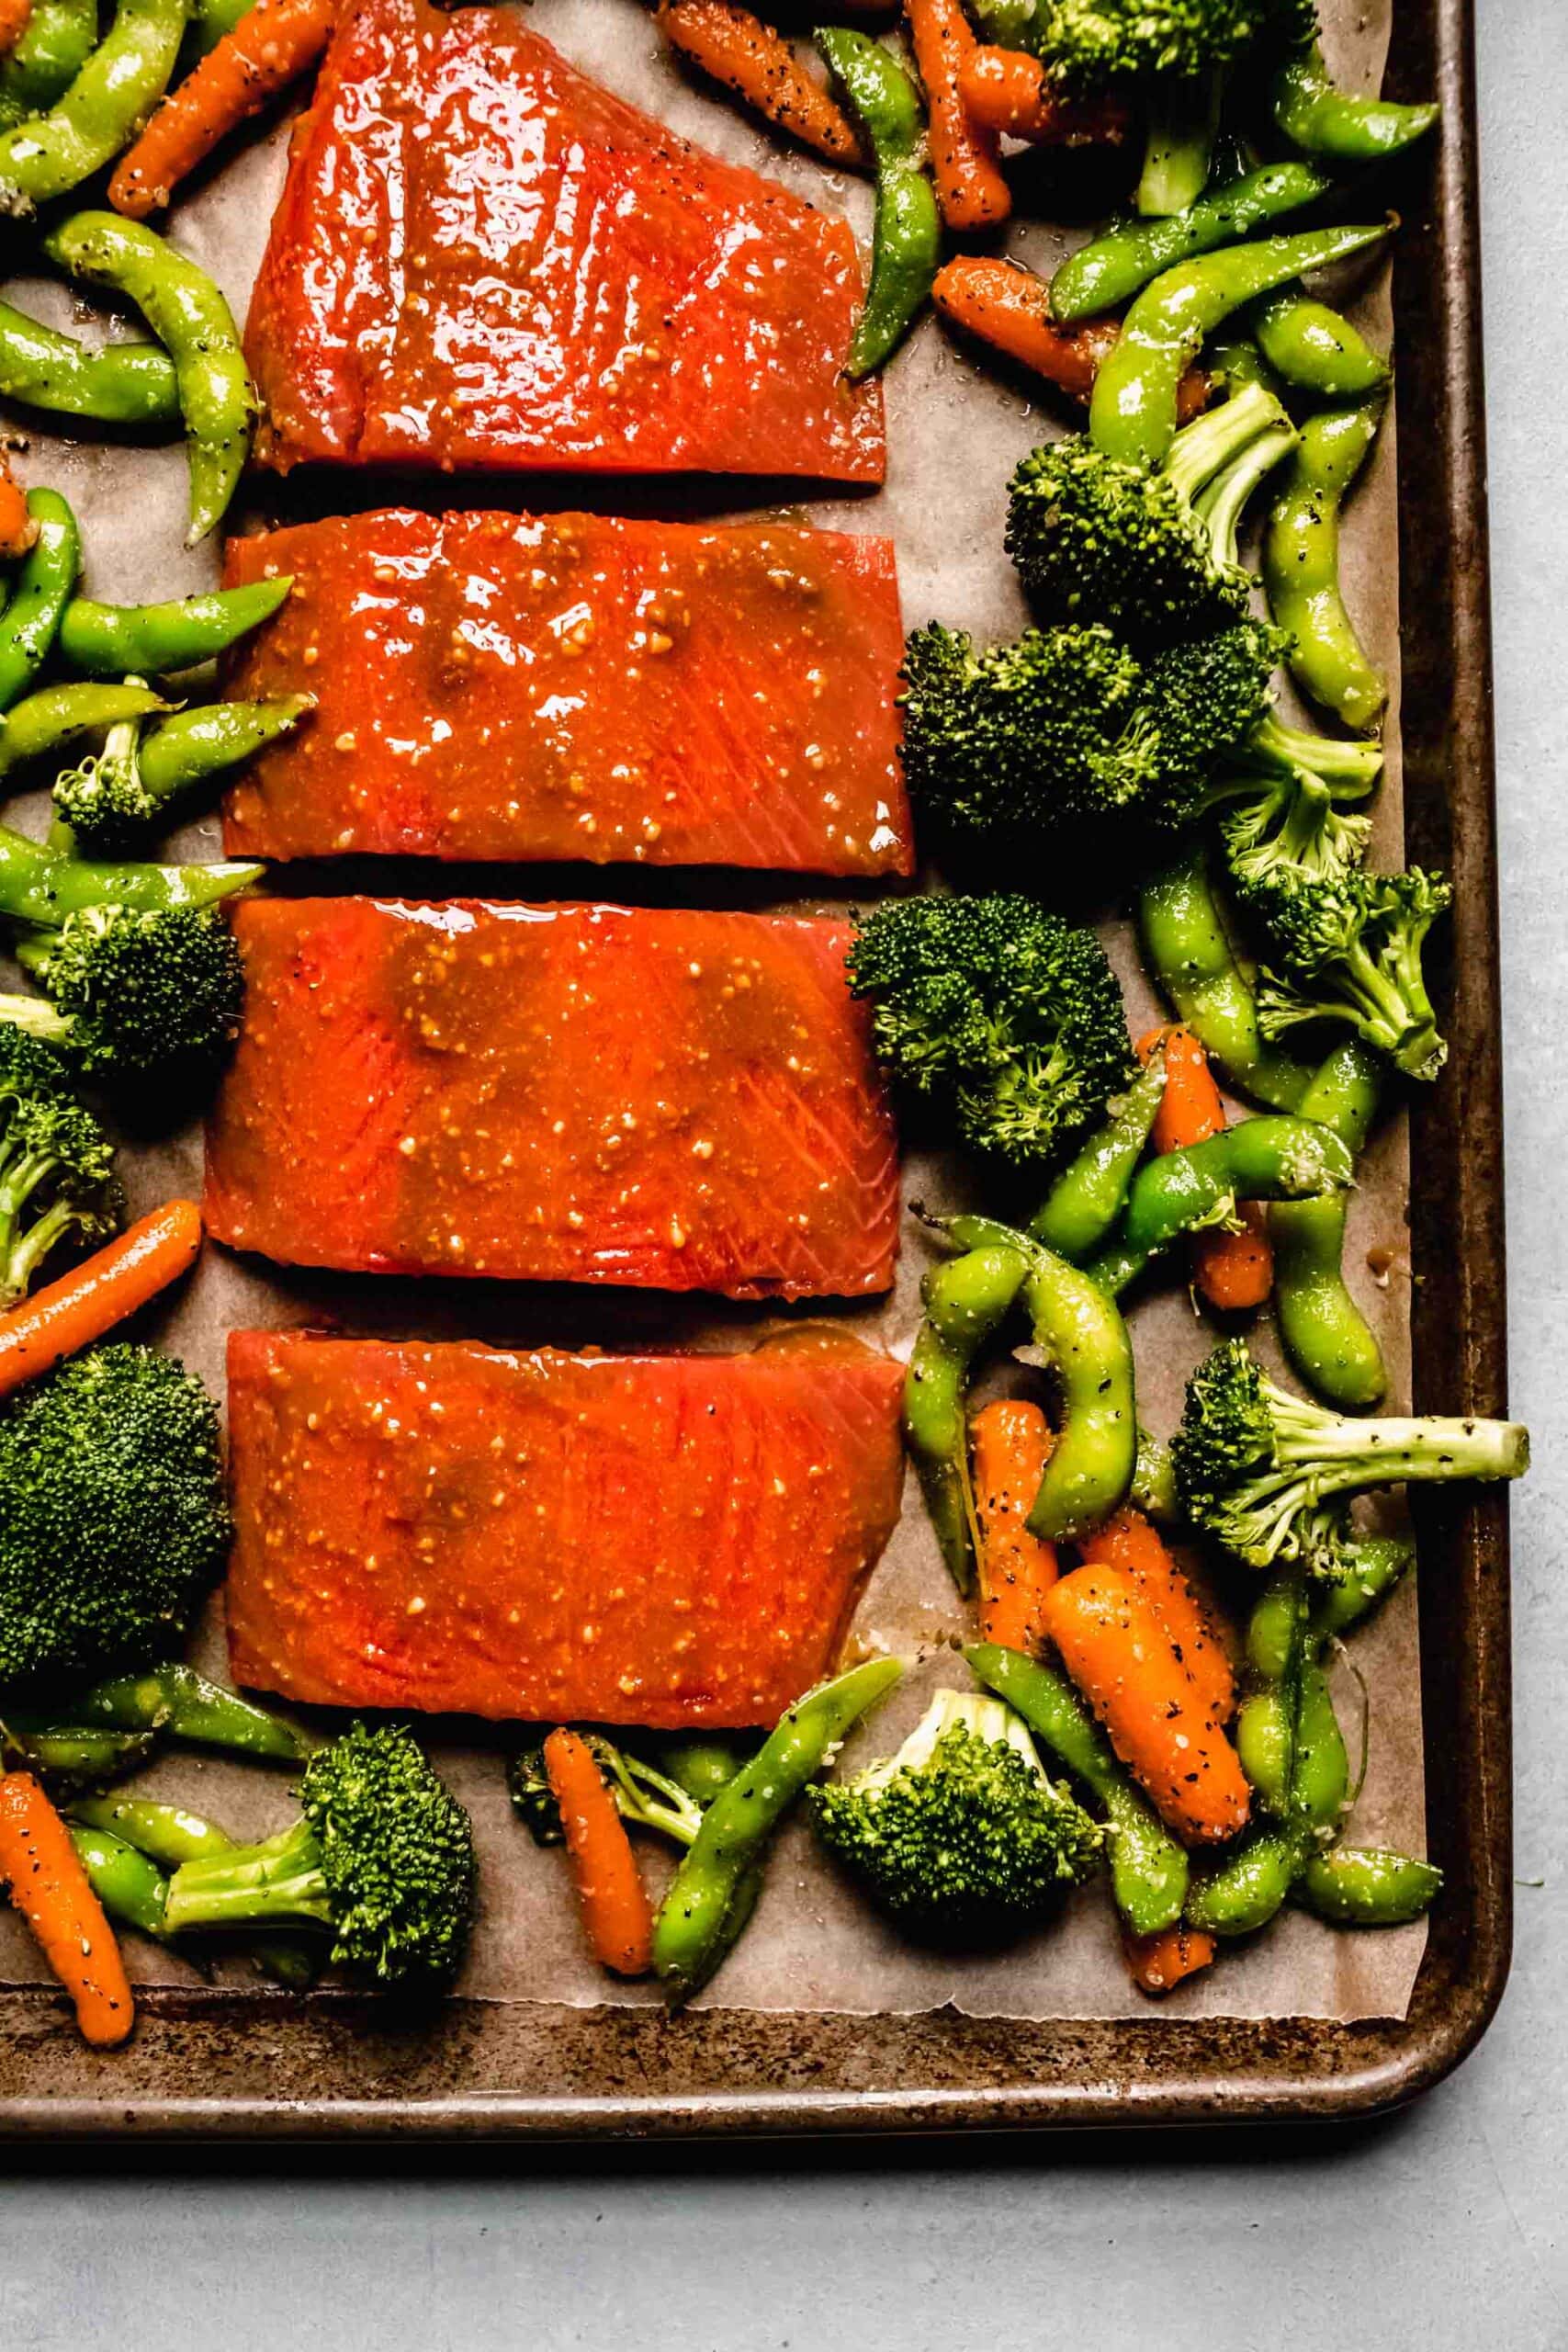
[
  {"x1": 244, "y1": 0, "x2": 884, "y2": 481},
  {"x1": 225, "y1": 1329, "x2": 906, "y2": 1727},
  {"x1": 220, "y1": 512, "x2": 911, "y2": 874},
  {"x1": 205, "y1": 899, "x2": 900, "y2": 1298}
]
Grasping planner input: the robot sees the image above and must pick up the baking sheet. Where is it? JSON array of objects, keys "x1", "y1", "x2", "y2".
[{"x1": 0, "y1": 0, "x2": 1427, "y2": 2024}]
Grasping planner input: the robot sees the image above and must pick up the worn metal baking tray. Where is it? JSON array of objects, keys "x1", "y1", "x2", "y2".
[{"x1": 0, "y1": 0, "x2": 1509, "y2": 2139}]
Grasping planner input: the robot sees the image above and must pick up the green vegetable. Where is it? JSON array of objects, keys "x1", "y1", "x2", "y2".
[
  {"x1": 1050, "y1": 163, "x2": 1331, "y2": 323},
  {"x1": 1028, "y1": 1053, "x2": 1168, "y2": 1260},
  {"x1": 966, "y1": 1643, "x2": 1187, "y2": 1935},
  {"x1": 1172, "y1": 1334, "x2": 1529, "y2": 1573},
  {"x1": 0, "y1": 490, "x2": 80, "y2": 713},
  {"x1": 1251, "y1": 286, "x2": 1389, "y2": 401},
  {"x1": 59, "y1": 577, "x2": 293, "y2": 676},
  {"x1": 848, "y1": 893, "x2": 1135, "y2": 1167},
  {"x1": 0, "y1": 0, "x2": 187, "y2": 205},
  {"x1": 45, "y1": 210, "x2": 256, "y2": 546},
  {"x1": 68, "y1": 1819, "x2": 172, "y2": 1939},
  {"x1": 0, "y1": 0, "x2": 97, "y2": 130},
  {"x1": 903, "y1": 1244, "x2": 1029, "y2": 1593},
  {"x1": 162, "y1": 1721, "x2": 478, "y2": 1993},
  {"x1": 816, "y1": 28, "x2": 939, "y2": 379},
  {"x1": 950, "y1": 1213, "x2": 1138, "y2": 1540},
  {"x1": 0, "y1": 300, "x2": 181, "y2": 429},
  {"x1": 0, "y1": 820, "x2": 260, "y2": 926},
  {"x1": 27, "y1": 1663, "x2": 309, "y2": 1761},
  {"x1": 993, "y1": 0, "x2": 1316, "y2": 89},
  {"x1": 0, "y1": 1023, "x2": 119, "y2": 1306},
  {"x1": 2, "y1": 901, "x2": 249, "y2": 1082},
  {"x1": 1295, "y1": 1844, "x2": 1440, "y2": 1926},
  {"x1": 1006, "y1": 379, "x2": 1294, "y2": 649},
  {"x1": 1263, "y1": 398, "x2": 1387, "y2": 729},
  {"x1": 509, "y1": 1735, "x2": 704, "y2": 1849},
  {"x1": 1255, "y1": 865, "x2": 1451, "y2": 1082},
  {"x1": 1136, "y1": 68, "x2": 1221, "y2": 219},
  {"x1": 652, "y1": 1657, "x2": 903, "y2": 2002},
  {"x1": 0, "y1": 1342, "x2": 231, "y2": 1689},
  {"x1": 1271, "y1": 43, "x2": 1439, "y2": 164},
  {"x1": 54, "y1": 695, "x2": 310, "y2": 854},
  {"x1": 1269, "y1": 1038, "x2": 1386, "y2": 1409},
  {"x1": 1083, "y1": 1113, "x2": 1354, "y2": 1296},
  {"x1": 1089, "y1": 221, "x2": 1391, "y2": 469},
  {"x1": 808, "y1": 1688, "x2": 1101, "y2": 1943},
  {"x1": 0, "y1": 680, "x2": 168, "y2": 781},
  {"x1": 1137, "y1": 845, "x2": 1316, "y2": 1111},
  {"x1": 0, "y1": 1724, "x2": 158, "y2": 1784},
  {"x1": 645, "y1": 1736, "x2": 750, "y2": 1805}
]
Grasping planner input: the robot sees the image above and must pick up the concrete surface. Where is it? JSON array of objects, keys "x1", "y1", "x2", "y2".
[{"x1": 5, "y1": 6, "x2": 1567, "y2": 2345}]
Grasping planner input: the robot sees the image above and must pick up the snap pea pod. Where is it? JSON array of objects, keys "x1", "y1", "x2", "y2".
[
  {"x1": 1089, "y1": 220, "x2": 1391, "y2": 469},
  {"x1": 1049, "y1": 160, "x2": 1329, "y2": 321},
  {"x1": 966, "y1": 1643, "x2": 1188, "y2": 1936},
  {"x1": 1310, "y1": 1534, "x2": 1412, "y2": 1648},
  {"x1": 0, "y1": 0, "x2": 97, "y2": 130},
  {"x1": 59, "y1": 577, "x2": 294, "y2": 676},
  {"x1": 904, "y1": 1244, "x2": 1029, "y2": 1593},
  {"x1": 1189, "y1": 1571, "x2": 1314, "y2": 1935},
  {"x1": 1271, "y1": 46, "x2": 1439, "y2": 166},
  {"x1": 0, "y1": 300, "x2": 182, "y2": 430},
  {"x1": 950, "y1": 1213, "x2": 1137, "y2": 1541},
  {"x1": 1138, "y1": 847, "x2": 1316, "y2": 1111},
  {"x1": 1084, "y1": 1114, "x2": 1355, "y2": 1298},
  {"x1": 652, "y1": 1657, "x2": 904, "y2": 2001},
  {"x1": 0, "y1": 820, "x2": 262, "y2": 922},
  {"x1": 1028, "y1": 1055, "x2": 1167, "y2": 1261},
  {"x1": 68, "y1": 1821, "x2": 172, "y2": 1939},
  {"x1": 646, "y1": 1736, "x2": 749, "y2": 1806},
  {"x1": 1186, "y1": 1826, "x2": 1304, "y2": 1935},
  {"x1": 139, "y1": 696, "x2": 310, "y2": 799},
  {"x1": 1263, "y1": 398, "x2": 1387, "y2": 729},
  {"x1": 1206, "y1": 334, "x2": 1286, "y2": 400},
  {"x1": 1269, "y1": 1038, "x2": 1388, "y2": 1409},
  {"x1": 64, "y1": 1793, "x2": 324, "y2": 1984},
  {"x1": 1251, "y1": 285, "x2": 1389, "y2": 400},
  {"x1": 45, "y1": 211, "x2": 256, "y2": 547},
  {"x1": 1296, "y1": 1845, "x2": 1440, "y2": 1927},
  {"x1": 0, "y1": 1725, "x2": 159, "y2": 1783},
  {"x1": 0, "y1": 0, "x2": 187, "y2": 205},
  {"x1": 1131, "y1": 1425, "x2": 1179, "y2": 1523},
  {"x1": 816, "y1": 28, "x2": 940, "y2": 379},
  {"x1": 1292, "y1": 1658, "x2": 1349, "y2": 1835},
  {"x1": 0, "y1": 488, "x2": 79, "y2": 712},
  {"x1": 1234, "y1": 1564, "x2": 1309, "y2": 1815},
  {"x1": 0, "y1": 681, "x2": 167, "y2": 779},
  {"x1": 34, "y1": 1665, "x2": 310, "y2": 1762}
]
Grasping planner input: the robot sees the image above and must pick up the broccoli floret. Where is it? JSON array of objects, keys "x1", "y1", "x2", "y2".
[
  {"x1": 808, "y1": 1689, "x2": 1102, "y2": 1943},
  {"x1": 53, "y1": 696, "x2": 312, "y2": 857},
  {"x1": 162, "y1": 1722, "x2": 477, "y2": 1992},
  {"x1": 1172, "y1": 1337, "x2": 1529, "y2": 1572},
  {"x1": 0, "y1": 1343, "x2": 231, "y2": 1689},
  {"x1": 1254, "y1": 866, "x2": 1451, "y2": 1080},
  {"x1": 51, "y1": 709, "x2": 150, "y2": 854},
  {"x1": 848, "y1": 893, "x2": 1134, "y2": 1164},
  {"x1": 509, "y1": 1736, "x2": 704, "y2": 1849},
  {"x1": 0, "y1": 903, "x2": 246, "y2": 1081},
  {"x1": 1019, "y1": 0, "x2": 1311, "y2": 89},
  {"x1": 1007, "y1": 384, "x2": 1292, "y2": 649},
  {"x1": 0, "y1": 1028, "x2": 120, "y2": 1306},
  {"x1": 1141, "y1": 620, "x2": 1289, "y2": 792},
  {"x1": 1218, "y1": 767, "x2": 1372, "y2": 912}
]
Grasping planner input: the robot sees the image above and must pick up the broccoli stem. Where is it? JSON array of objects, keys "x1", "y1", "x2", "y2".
[
  {"x1": 1270, "y1": 1400, "x2": 1529, "y2": 1489},
  {"x1": 1247, "y1": 713, "x2": 1382, "y2": 795},
  {"x1": 1196, "y1": 420, "x2": 1300, "y2": 569},
  {"x1": 161, "y1": 1816, "x2": 333, "y2": 1936},
  {"x1": 1164, "y1": 377, "x2": 1285, "y2": 503},
  {"x1": 1136, "y1": 71, "x2": 1222, "y2": 218}
]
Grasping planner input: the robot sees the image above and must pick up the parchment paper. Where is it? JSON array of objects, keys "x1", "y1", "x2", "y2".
[{"x1": 0, "y1": 0, "x2": 1428, "y2": 2021}]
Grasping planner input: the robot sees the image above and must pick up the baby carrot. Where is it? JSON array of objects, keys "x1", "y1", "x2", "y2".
[
  {"x1": 0, "y1": 458, "x2": 35, "y2": 561},
  {"x1": 1077, "y1": 1506, "x2": 1235, "y2": 1723},
  {"x1": 543, "y1": 1728, "x2": 655, "y2": 1977},
  {"x1": 0, "y1": 1199, "x2": 203, "y2": 1399},
  {"x1": 1042, "y1": 1562, "x2": 1251, "y2": 1844},
  {"x1": 0, "y1": 1772, "x2": 134, "y2": 2046},
  {"x1": 1137, "y1": 1024, "x2": 1273, "y2": 1313},
  {"x1": 904, "y1": 0, "x2": 1010, "y2": 230},
  {"x1": 971, "y1": 1397, "x2": 1058, "y2": 1652},
  {"x1": 1122, "y1": 1919, "x2": 1216, "y2": 1996},
  {"x1": 658, "y1": 0, "x2": 863, "y2": 164},
  {"x1": 108, "y1": 0, "x2": 336, "y2": 219},
  {"x1": 959, "y1": 46, "x2": 1130, "y2": 146},
  {"x1": 933, "y1": 258, "x2": 1209, "y2": 417}
]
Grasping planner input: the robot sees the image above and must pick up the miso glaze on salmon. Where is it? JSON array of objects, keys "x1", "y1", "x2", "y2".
[
  {"x1": 224, "y1": 1330, "x2": 906, "y2": 1727},
  {"x1": 205, "y1": 899, "x2": 900, "y2": 1298},
  {"x1": 220, "y1": 512, "x2": 911, "y2": 874},
  {"x1": 244, "y1": 0, "x2": 885, "y2": 481}
]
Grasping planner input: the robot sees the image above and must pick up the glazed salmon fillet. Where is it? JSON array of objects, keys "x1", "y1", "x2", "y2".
[
  {"x1": 205, "y1": 899, "x2": 900, "y2": 1298},
  {"x1": 224, "y1": 1330, "x2": 906, "y2": 1727},
  {"x1": 244, "y1": 0, "x2": 884, "y2": 481},
  {"x1": 220, "y1": 512, "x2": 911, "y2": 874}
]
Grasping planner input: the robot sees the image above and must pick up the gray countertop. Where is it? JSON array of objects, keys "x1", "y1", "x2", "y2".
[{"x1": 5, "y1": 6, "x2": 1566, "y2": 2344}]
